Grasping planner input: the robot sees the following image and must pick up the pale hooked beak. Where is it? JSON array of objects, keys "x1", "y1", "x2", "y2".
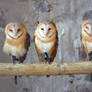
[
  {"x1": 44, "y1": 30, "x2": 49, "y2": 35},
  {"x1": 13, "y1": 30, "x2": 17, "y2": 36}
]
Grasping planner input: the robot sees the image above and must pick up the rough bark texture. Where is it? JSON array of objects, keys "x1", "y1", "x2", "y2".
[{"x1": 0, "y1": 0, "x2": 92, "y2": 92}]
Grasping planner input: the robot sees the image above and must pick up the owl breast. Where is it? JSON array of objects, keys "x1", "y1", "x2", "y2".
[
  {"x1": 35, "y1": 37, "x2": 55, "y2": 53},
  {"x1": 3, "y1": 43, "x2": 26, "y2": 57},
  {"x1": 85, "y1": 41, "x2": 92, "y2": 53}
]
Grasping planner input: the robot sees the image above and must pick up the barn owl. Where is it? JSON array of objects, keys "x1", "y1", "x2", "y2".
[
  {"x1": 34, "y1": 21, "x2": 58, "y2": 65},
  {"x1": 81, "y1": 22, "x2": 92, "y2": 60},
  {"x1": 3, "y1": 22, "x2": 30, "y2": 84}
]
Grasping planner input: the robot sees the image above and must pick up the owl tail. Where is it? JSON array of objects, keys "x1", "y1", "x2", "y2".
[
  {"x1": 14, "y1": 76, "x2": 17, "y2": 85},
  {"x1": 88, "y1": 52, "x2": 92, "y2": 61},
  {"x1": 88, "y1": 52, "x2": 92, "y2": 81}
]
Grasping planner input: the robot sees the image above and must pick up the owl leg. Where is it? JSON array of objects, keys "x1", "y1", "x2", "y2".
[
  {"x1": 11, "y1": 56, "x2": 19, "y2": 85},
  {"x1": 44, "y1": 52, "x2": 50, "y2": 64},
  {"x1": 14, "y1": 76, "x2": 17, "y2": 85}
]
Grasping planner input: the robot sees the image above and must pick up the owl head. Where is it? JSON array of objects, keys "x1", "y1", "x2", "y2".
[
  {"x1": 5, "y1": 23, "x2": 27, "y2": 39},
  {"x1": 35, "y1": 22, "x2": 57, "y2": 38},
  {"x1": 82, "y1": 22, "x2": 92, "y2": 36}
]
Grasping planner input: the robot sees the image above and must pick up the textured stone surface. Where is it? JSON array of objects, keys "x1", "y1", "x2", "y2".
[{"x1": 0, "y1": 0, "x2": 92, "y2": 92}]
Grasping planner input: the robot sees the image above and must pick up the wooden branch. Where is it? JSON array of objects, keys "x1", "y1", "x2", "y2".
[{"x1": 0, "y1": 62, "x2": 92, "y2": 76}]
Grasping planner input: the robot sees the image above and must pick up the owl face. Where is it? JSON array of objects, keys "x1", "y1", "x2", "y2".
[
  {"x1": 5, "y1": 23, "x2": 26, "y2": 39},
  {"x1": 82, "y1": 22, "x2": 92, "y2": 36},
  {"x1": 37, "y1": 22, "x2": 56, "y2": 38}
]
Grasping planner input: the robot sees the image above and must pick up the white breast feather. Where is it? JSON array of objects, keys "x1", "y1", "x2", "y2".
[
  {"x1": 3, "y1": 43, "x2": 26, "y2": 57},
  {"x1": 35, "y1": 37, "x2": 55, "y2": 53},
  {"x1": 86, "y1": 41, "x2": 92, "y2": 53}
]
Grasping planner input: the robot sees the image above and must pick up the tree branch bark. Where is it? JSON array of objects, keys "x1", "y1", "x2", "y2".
[{"x1": 0, "y1": 62, "x2": 91, "y2": 76}]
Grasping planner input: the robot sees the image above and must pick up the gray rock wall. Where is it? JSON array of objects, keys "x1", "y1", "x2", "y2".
[{"x1": 0, "y1": 0, "x2": 92, "y2": 92}]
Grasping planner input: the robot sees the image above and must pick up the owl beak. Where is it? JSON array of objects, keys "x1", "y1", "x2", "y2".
[
  {"x1": 13, "y1": 30, "x2": 17, "y2": 36},
  {"x1": 44, "y1": 30, "x2": 49, "y2": 35}
]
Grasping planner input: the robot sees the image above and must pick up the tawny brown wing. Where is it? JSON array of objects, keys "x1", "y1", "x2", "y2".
[
  {"x1": 82, "y1": 40, "x2": 88, "y2": 57},
  {"x1": 19, "y1": 33, "x2": 30, "y2": 63},
  {"x1": 50, "y1": 36, "x2": 58, "y2": 62},
  {"x1": 25, "y1": 33, "x2": 30, "y2": 50}
]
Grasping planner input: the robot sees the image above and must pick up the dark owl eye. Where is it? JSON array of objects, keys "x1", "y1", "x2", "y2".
[
  {"x1": 48, "y1": 28, "x2": 51, "y2": 31},
  {"x1": 9, "y1": 29, "x2": 13, "y2": 32},
  {"x1": 86, "y1": 26, "x2": 89, "y2": 30},
  {"x1": 17, "y1": 28, "x2": 21, "y2": 32},
  {"x1": 41, "y1": 28, "x2": 44, "y2": 31}
]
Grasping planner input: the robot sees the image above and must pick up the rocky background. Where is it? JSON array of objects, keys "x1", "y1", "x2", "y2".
[{"x1": 0, "y1": 0, "x2": 92, "y2": 92}]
